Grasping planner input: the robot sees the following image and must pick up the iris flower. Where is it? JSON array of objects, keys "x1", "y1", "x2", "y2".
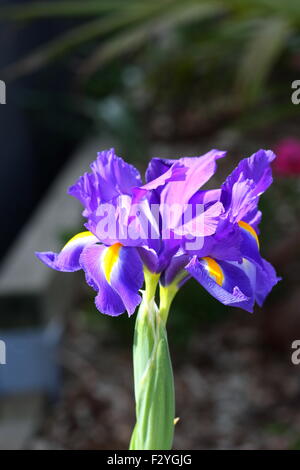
[
  {"x1": 36, "y1": 148, "x2": 279, "y2": 316},
  {"x1": 36, "y1": 147, "x2": 280, "y2": 449}
]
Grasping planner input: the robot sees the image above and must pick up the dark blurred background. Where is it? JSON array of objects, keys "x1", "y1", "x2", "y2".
[{"x1": 0, "y1": 0, "x2": 300, "y2": 450}]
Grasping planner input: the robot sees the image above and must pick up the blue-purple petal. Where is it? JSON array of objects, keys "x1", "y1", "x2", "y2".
[
  {"x1": 255, "y1": 259, "x2": 281, "y2": 306},
  {"x1": 35, "y1": 231, "x2": 98, "y2": 272},
  {"x1": 80, "y1": 244, "x2": 125, "y2": 316},
  {"x1": 80, "y1": 243, "x2": 143, "y2": 316},
  {"x1": 185, "y1": 256, "x2": 254, "y2": 312},
  {"x1": 159, "y1": 150, "x2": 226, "y2": 209},
  {"x1": 221, "y1": 149, "x2": 276, "y2": 223},
  {"x1": 68, "y1": 148, "x2": 142, "y2": 217}
]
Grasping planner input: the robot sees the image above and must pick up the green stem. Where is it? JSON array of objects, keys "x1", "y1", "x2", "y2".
[
  {"x1": 159, "y1": 283, "x2": 178, "y2": 325},
  {"x1": 129, "y1": 270, "x2": 175, "y2": 450}
]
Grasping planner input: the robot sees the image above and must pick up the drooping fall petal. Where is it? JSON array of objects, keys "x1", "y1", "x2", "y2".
[
  {"x1": 80, "y1": 243, "x2": 144, "y2": 316},
  {"x1": 35, "y1": 231, "x2": 98, "y2": 272}
]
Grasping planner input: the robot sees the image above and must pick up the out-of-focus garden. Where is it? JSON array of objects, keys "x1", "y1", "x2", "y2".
[{"x1": 0, "y1": 0, "x2": 300, "y2": 450}]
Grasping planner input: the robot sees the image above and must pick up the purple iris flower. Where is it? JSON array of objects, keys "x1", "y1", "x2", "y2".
[
  {"x1": 165, "y1": 149, "x2": 281, "y2": 312},
  {"x1": 36, "y1": 148, "x2": 280, "y2": 316}
]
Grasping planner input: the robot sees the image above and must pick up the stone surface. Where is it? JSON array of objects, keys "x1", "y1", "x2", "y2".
[{"x1": 0, "y1": 393, "x2": 43, "y2": 450}]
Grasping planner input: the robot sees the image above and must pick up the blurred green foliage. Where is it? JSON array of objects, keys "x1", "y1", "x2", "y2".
[
  {"x1": 2, "y1": 0, "x2": 300, "y2": 122},
  {"x1": 3, "y1": 0, "x2": 299, "y2": 338}
]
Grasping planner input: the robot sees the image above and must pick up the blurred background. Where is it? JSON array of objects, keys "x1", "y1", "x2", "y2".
[{"x1": 0, "y1": 0, "x2": 300, "y2": 450}]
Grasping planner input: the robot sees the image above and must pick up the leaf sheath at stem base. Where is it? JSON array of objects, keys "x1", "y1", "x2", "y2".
[{"x1": 129, "y1": 273, "x2": 175, "y2": 450}]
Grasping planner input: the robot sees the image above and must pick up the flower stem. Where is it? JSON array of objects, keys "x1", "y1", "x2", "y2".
[
  {"x1": 129, "y1": 271, "x2": 175, "y2": 450},
  {"x1": 159, "y1": 283, "x2": 178, "y2": 325}
]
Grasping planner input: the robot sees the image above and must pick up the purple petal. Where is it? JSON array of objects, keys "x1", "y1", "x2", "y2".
[
  {"x1": 159, "y1": 150, "x2": 226, "y2": 208},
  {"x1": 133, "y1": 161, "x2": 187, "y2": 203},
  {"x1": 221, "y1": 149, "x2": 276, "y2": 223},
  {"x1": 138, "y1": 246, "x2": 159, "y2": 273},
  {"x1": 173, "y1": 201, "x2": 224, "y2": 238},
  {"x1": 255, "y1": 259, "x2": 281, "y2": 306},
  {"x1": 80, "y1": 243, "x2": 143, "y2": 316},
  {"x1": 189, "y1": 188, "x2": 222, "y2": 206},
  {"x1": 68, "y1": 172, "x2": 98, "y2": 217},
  {"x1": 185, "y1": 256, "x2": 254, "y2": 312},
  {"x1": 109, "y1": 246, "x2": 144, "y2": 315},
  {"x1": 86, "y1": 194, "x2": 161, "y2": 251},
  {"x1": 68, "y1": 148, "x2": 142, "y2": 216},
  {"x1": 186, "y1": 219, "x2": 242, "y2": 262},
  {"x1": 160, "y1": 251, "x2": 190, "y2": 286},
  {"x1": 80, "y1": 244, "x2": 125, "y2": 316},
  {"x1": 238, "y1": 221, "x2": 263, "y2": 268},
  {"x1": 35, "y1": 231, "x2": 98, "y2": 272},
  {"x1": 242, "y1": 208, "x2": 262, "y2": 233},
  {"x1": 145, "y1": 157, "x2": 177, "y2": 183},
  {"x1": 91, "y1": 148, "x2": 142, "y2": 199}
]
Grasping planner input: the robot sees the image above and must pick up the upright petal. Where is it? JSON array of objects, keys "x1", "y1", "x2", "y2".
[
  {"x1": 221, "y1": 149, "x2": 276, "y2": 224},
  {"x1": 68, "y1": 148, "x2": 142, "y2": 216},
  {"x1": 133, "y1": 161, "x2": 187, "y2": 203},
  {"x1": 67, "y1": 172, "x2": 98, "y2": 217},
  {"x1": 159, "y1": 150, "x2": 226, "y2": 208},
  {"x1": 35, "y1": 231, "x2": 98, "y2": 272},
  {"x1": 145, "y1": 150, "x2": 226, "y2": 189},
  {"x1": 91, "y1": 148, "x2": 142, "y2": 200},
  {"x1": 145, "y1": 157, "x2": 177, "y2": 183},
  {"x1": 242, "y1": 208, "x2": 262, "y2": 233},
  {"x1": 173, "y1": 201, "x2": 224, "y2": 238}
]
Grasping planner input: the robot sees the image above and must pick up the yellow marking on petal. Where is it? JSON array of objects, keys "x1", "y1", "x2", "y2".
[
  {"x1": 64, "y1": 231, "x2": 94, "y2": 248},
  {"x1": 203, "y1": 256, "x2": 224, "y2": 286},
  {"x1": 103, "y1": 243, "x2": 122, "y2": 283},
  {"x1": 238, "y1": 221, "x2": 260, "y2": 248}
]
